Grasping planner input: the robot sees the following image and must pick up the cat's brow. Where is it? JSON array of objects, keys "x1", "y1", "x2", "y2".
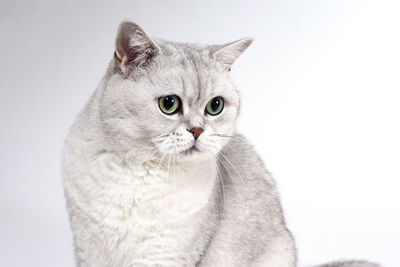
[
  {"x1": 184, "y1": 52, "x2": 212, "y2": 106},
  {"x1": 192, "y1": 62, "x2": 202, "y2": 102},
  {"x1": 180, "y1": 75, "x2": 186, "y2": 95}
]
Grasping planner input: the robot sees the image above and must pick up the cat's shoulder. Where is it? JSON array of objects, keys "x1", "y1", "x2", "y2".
[
  {"x1": 221, "y1": 133, "x2": 260, "y2": 161},
  {"x1": 219, "y1": 134, "x2": 278, "y2": 201},
  {"x1": 221, "y1": 133, "x2": 274, "y2": 182}
]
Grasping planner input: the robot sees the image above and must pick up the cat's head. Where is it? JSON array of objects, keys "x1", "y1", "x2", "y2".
[{"x1": 100, "y1": 21, "x2": 253, "y2": 162}]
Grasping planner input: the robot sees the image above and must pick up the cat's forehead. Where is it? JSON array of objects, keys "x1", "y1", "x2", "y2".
[
  {"x1": 156, "y1": 39, "x2": 211, "y2": 59},
  {"x1": 152, "y1": 40, "x2": 226, "y2": 104},
  {"x1": 161, "y1": 43, "x2": 211, "y2": 74}
]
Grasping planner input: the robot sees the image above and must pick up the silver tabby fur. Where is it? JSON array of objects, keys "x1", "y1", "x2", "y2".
[{"x1": 63, "y1": 21, "x2": 380, "y2": 267}]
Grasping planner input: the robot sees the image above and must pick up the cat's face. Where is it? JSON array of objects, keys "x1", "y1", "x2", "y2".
[{"x1": 100, "y1": 21, "x2": 252, "y2": 162}]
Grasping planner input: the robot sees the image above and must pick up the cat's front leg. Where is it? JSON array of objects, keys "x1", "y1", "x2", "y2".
[
  {"x1": 251, "y1": 233, "x2": 297, "y2": 267},
  {"x1": 198, "y1": 230, "x2": 296, "y2": 267}
]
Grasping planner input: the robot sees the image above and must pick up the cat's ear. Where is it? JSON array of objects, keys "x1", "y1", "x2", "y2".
[
  {"x1": 114, "y1": 21, "x2": 159, "y2": 74},
  {"x1": 213, "y1": 37, "x2": 254, "y2": 71}
]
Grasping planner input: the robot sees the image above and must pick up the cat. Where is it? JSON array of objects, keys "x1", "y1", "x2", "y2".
[{"x1": 63, "y1": 21, "x2": 380, "y2": 267}]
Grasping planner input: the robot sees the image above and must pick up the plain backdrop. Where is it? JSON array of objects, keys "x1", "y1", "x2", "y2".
[{"x1": 1, "y1": 0, "x2": 399, "y2": 266}]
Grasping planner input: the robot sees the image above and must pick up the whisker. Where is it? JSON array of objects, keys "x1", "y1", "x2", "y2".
[
  {"x1": 213, "y1": 155, "x2": 225, "y2": 219},
  {"x1": 217, "y1": 155, "x2": 251, "y2": 220},
  {"x1": 152, "y1": 128, "x2": 176, "y2": 140},
  {"x1": 165, "y1": 152, "x2": 172, "y2": 194},
  {"x1": 216, "y1": 154, "x2": 241, "y2": 198},
  {"x1": 155, "y1": 152, "x2": 166, "y2": 171},
  {"x1": 219, "y1": 152, "x2": 250, "y2": 216},
  {"x1": 204, "y1": 153, "x2": 225, "y2": 219},
  {"x1": 217, "y1": 154, "x2": 260, "y2": 244},
  {"x1": 132, "y1": 146, "x2": 159, "y2": 172},
  {"x1": 172, "y1": 152, "x2": 177, "y2": 225},
  {"x1": 210, "y1": 134, "x2": 235, "y2": 138}
]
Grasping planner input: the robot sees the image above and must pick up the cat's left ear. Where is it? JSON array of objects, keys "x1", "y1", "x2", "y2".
[
  {"x1": 213, "y1": 37, "x2": 254, "y2": 71},
  {"x1": 114, "y1": 21, "x2": 160, "y2": 74}
]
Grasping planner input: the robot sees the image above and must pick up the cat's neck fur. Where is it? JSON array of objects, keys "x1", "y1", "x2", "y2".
[
  {"x1": 92, "y1": 150, "x2": 218, "y2": 220},
  {"x1": 67, "y1": 70, "x2": 219, "y2": 215}
]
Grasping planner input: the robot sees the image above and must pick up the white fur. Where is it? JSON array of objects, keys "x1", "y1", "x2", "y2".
[
  {"x1": 64, "y1": 21, "x2": 378, "y2": 267},
  {"x1": 65, "y1": 148, "x2": 217, "y2": 266}
]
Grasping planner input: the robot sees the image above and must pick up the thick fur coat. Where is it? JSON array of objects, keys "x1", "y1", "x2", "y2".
[{"x1": 63, "y1": 21, "x2": 379, "y2": 267}]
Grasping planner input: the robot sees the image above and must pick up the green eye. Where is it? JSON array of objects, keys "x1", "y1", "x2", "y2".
[
  {"x1": 159, "y1": 95, "x2": 181, "y2": 115},
  {"x1": 206, "y1": 96, "x2": 224, "y2": 115}
]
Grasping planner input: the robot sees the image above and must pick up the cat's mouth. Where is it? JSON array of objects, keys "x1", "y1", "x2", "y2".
[{"x1": 181, "y1": 144, "x2": 200, "y2": 156}]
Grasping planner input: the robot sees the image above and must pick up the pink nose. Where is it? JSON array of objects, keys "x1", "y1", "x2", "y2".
[{"x1": 189, "y1": 128, "x2": 204, "y2": 140}]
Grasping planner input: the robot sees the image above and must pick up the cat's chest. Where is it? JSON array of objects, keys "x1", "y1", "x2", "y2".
[
  {"x1": 81, "y1": 156, "x2": 216, "y2": 265},
  {"x1": 96, "y1": 158, "x2": 214, "y2": 222}
]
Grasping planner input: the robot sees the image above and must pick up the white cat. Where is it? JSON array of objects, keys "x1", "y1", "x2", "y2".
[{"x1": 63, "y1": 21, "x2": 380, "y2": 267}]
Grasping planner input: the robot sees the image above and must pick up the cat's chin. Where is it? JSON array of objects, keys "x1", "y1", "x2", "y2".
[
  {"x1": 181, "y1": 145, "x2": 200, "y2": 156},
  {"x1": 177, "y1": 147, "x2": 215, "y2": 163}
]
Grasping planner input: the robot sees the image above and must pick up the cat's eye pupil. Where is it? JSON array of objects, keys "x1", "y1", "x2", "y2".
[
  {"x1": 206, "y1": 96, "x2": 224, "y2": 115},
  {"x1": 163, "y1": 96, "x2": 175, "y2": 110},
  {"x1": 159, "y1": 95, "x2": 181, "y2": 115},
  {"x1": 211, "y1": 98, "x2": 220, "y2": 112}
]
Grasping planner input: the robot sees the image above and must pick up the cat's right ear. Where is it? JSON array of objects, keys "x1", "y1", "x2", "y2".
[
  {"x1": 114, "y1": 21, "x2": 159, "y2": 74},
  {"x1": 212, "y1": 37, "x2": 254, "y2": 71}
]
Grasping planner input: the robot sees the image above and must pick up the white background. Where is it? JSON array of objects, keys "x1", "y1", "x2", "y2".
[{"x1": 1, "y1": 0, "x2": 399, "y2": 266}]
